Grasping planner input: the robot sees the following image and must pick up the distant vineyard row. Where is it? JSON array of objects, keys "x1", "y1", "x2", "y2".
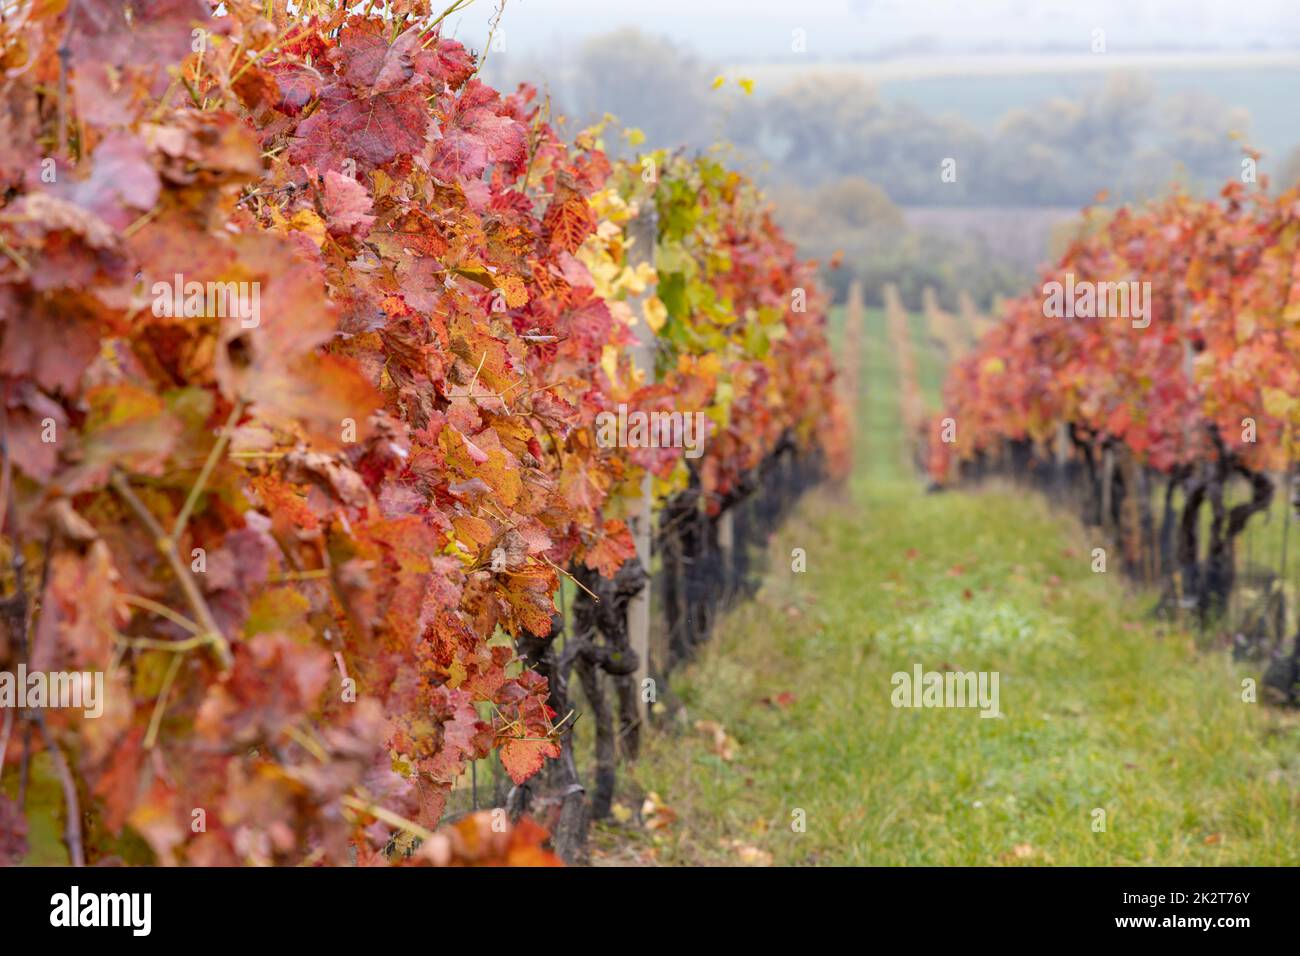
[{"x1": 931, "y1": 173, "x2": 1300, "y2": 619}]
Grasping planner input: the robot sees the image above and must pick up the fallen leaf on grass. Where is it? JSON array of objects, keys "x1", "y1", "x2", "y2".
[
  {"x1": 641, "y1": 792, "x2": 676, "y2": 831},
  {"x1": 1001, "y1": 842, "x2": 1054, "y2": 864},
  {"x1": 721, "y1": 839, "x2": 773, "y2": 866},
  {"x1": 695, "y1": 720, "x2": 738, "y2": 760}
]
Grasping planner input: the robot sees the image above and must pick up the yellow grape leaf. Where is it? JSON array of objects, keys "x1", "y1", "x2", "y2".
[
  {"x1": 1186, "y1": 254, "x2": 1208, "y2": 295},
  {"x1": 1262, "y1": 387, "x2": 1297, "y2": 421},
  {"x1": 580, "y1": 249, "x2": 620, "y2": 296},
  {"x1": 697, "y1": 351, "x2": 723, "y2": 379},
  {"x1": 616, "y1": 261, "x2": 656, "y2": 296},
  {"x1": 600, "y1": 343, "x2": 620, "y2": 385},
  {"x1": 655, "y1": 240, "x2": 694, "y2": 276},
  {"x1": 371, "y1": 168, "x2": 396, "y2": 199},
  {"x1": 1284, "y1": 287, "x2": 1300, "y2": 323},
  {"x1": 452, "y1": 514, "x2": 495, "y2": 549},
  {"x1": 492, "y1": 414, "x2": 535, "y2": 458},
  {"x1": 481, "y1": 449, "x2": 523, "y2": 507},
  {"x1": 711, "y1": 381, "x2": 734, "y2": 420},
  {"x1": 245, "y1": 588, "x2": 312, "y2": 640},
  {"x1": 595, "y1": 219, "x2": 623, "y2": 241},
  {"x1": 443, "y1": 655, "x2": 468, "y2": 690},
  {"x1": 288, "y1": 208, "x2": 327, "y2": 248},
  {"x1": 492, "y1": 273, "x2": 529, "y2": 308},
  {"x1": 1235, "y1": 308, "x2": 1257, "y2": 342},
  {"x1": 606, "y1": 299, "x2": 635, "y2": 331},
  {"x1": 586, "y1": 186, "x2": 627, "y2": 222},
  {"x1": 711, "y1": 75, "x2": 725, "y2": 90},
  {"x1": 652, "y1": 458, "x2": 689, "y2": 499},
  {"x1": 738, "y1": 77, "x2": 755, "y2": 95},
  {"x1": 643, "y1": 295, "x2": 667, "y2": 333}
]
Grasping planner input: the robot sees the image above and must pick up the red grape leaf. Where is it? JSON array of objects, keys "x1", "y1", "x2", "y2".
[
  {"x1": 290, "y1": 87, "x2": 429, "y2": 172},
  {"x1": 66, "y1": 0, "x2": 212, "y2": 71},
  {"x1": 412, "y1": 36, "x2": 476, "y2": 90},
  {"x1": 322, "y1": 170, "x2": 376, "y2": 237},
  {"x1": 274, "y1": 66, "x2": 322, "y2": 115},
  {"x1": 329, "y1": 20, "x2": 420, "y2": 92},
  {"x1": 194, "y1": 633, "x2": 334, "y2": 745},
  {"x1": 430, "y1": 107, "x2": 526, "y2": 182}
]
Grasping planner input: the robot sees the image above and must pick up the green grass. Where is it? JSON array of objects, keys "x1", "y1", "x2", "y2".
[
  {"x1": 592, "y1": 296, "x2": 1300, "y2": 867},
  {"x1": 861, "y1": 307, "x2": 903, "y2": 482},
  {"x1": 905, "y1": 308, "x2": 946, "y2": 410}
]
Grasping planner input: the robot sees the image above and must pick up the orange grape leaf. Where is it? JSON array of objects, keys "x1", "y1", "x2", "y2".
[
  {"x1": 543, "y1": 180, "x2": 596, "y2": 254},
  {"x1": 495, "y1": 671, "x2": 560, "y2": 783},
  {"x1": 498, "y1": 565, "x2": 557, "y2": 637},
  {"x1": 584, "y1": 519, "x2": 636, "y2": 577},
  {"x1": 498, "y1": 735, "x2": 561, "y2": 786}
]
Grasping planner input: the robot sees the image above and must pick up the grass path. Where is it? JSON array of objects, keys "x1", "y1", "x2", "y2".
[{"x1": 593, "y1": 302, "x2": 1300, "y2": 866}]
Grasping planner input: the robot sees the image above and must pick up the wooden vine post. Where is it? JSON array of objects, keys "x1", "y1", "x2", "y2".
[
  {"x1": 718, "y1": 509, "x2": 735, "y2": 603},
  {"x1": 844, "y1": 280, "x2": 865, "y2": 468},
  {"x1": 625, "y1": 206, "x2": 658, "y2": 733}
]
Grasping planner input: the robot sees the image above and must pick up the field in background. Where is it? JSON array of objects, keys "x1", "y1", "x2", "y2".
[
  {"x1": 727, "y1": 56, "x2": 1300, "y2": 164},
  {"x1": 904, "y1": 206, "x2": 1079, "y2": 271}
]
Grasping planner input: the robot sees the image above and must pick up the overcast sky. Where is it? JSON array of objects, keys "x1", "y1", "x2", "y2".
[{"x1": 449, "y1": 0, "x2": 1300, "y2": 61}]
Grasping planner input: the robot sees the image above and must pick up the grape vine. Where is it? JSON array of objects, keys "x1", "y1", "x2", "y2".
[{"x1": 0, "y1": 1, "x2": 846, "y2": 865}]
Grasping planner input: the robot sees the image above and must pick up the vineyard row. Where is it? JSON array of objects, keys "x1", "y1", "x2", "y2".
[{"x1": 0, "y1": 3, "x2": 848, "y2": 866}]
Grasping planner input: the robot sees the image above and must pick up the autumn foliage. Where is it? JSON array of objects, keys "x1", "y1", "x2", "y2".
[
  {"x1": 931, "y1": 178, "x2": 1300, "y2": 481},
  {"x1": 0, "y1": 1, "x2": 844, "y2": 865}
]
